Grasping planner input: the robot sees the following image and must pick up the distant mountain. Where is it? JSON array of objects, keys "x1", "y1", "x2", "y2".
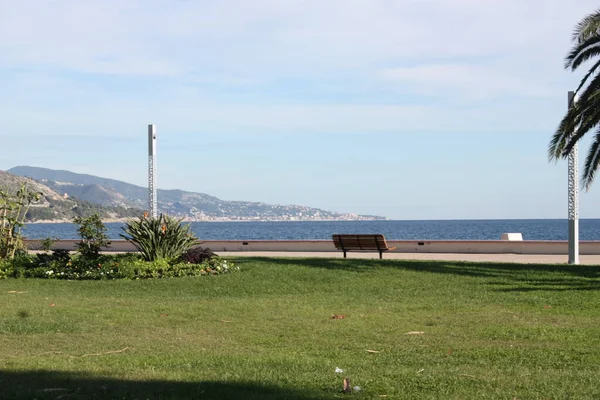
[
  {"x1": 8, "y1": 166, "x2": 150, "y2": 208},
  {"x1": 0, "y1": 170, "x2": 141, "y2": 222},
  {"x1": 8, "y1": 166, "x2": 386, "y2": 221}
]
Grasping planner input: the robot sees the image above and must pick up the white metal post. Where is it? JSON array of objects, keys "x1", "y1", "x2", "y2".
[
  {"x1": 148, "y1": 124, "x2": 158, "y2": 219},
  {"x1": 567, "y1": 91, "x2": 579, "y2": 265}
]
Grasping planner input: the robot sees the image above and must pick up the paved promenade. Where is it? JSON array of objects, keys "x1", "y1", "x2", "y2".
[{"x1": 217, "y1": 251, "x2": 600, "y2": 265}]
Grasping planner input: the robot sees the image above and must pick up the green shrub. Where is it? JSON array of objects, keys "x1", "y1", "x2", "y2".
[
  {"x1": 179, "y1": 246, "x2": 216, "y2": 264},
  {"x1": 0, "y1": 184, "x2": 43, "y2": 259},
  {"x1": 0, "y1": 259, "x2": 12, "y2": 279},
  {"x1": 0, "y1": 253, "x2": 34, "y2": 278},
  {"x1": 114, "y1": 253, "x2": 237, "y2": 279},
  {"x1": 35, "y1": 249, "x2": 69, "y2": 268},
  {"x1": 40, "y1": 237, "x2": 58, "y2": 252},
  {"x1": 52, "y1": 249, "x2": 71, "y2": 264},
  {"x1": 137, "y1": 258, "x2": 235, "y2": 279},
  {"x1": 120, "y1": 213, "x2": 198, "y2": 262},
  {"x1": 74, "y1": 213, "x2": 111, "y2": 258}
]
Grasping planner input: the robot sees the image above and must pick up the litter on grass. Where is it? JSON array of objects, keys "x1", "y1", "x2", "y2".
[{"x1": 343, "y1": 377, "x2": 352, "y2": 393}]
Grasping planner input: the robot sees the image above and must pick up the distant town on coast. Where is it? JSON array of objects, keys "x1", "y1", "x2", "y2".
[{"x1": 1, "y1": 166, "x2": 386, "y2": 223}]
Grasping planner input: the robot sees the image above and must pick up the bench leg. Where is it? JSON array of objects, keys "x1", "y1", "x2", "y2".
[
  {"x1": 343, "y1": 251, "x2": 347, "y2": 258},
  {"x1": 379, "y1": 251, "x2": 383, "y2": 259}
]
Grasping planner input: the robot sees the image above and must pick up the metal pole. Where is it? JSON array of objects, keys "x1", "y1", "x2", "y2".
[
  {"x1": 567, "y1": 91, "x2": 579, "y2": 265},
  {"x1": 148, "y1": 124, "x2": 158, "y2": 219}
]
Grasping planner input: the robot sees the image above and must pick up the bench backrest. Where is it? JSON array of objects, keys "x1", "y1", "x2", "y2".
[{"x1": 332, "y1": 234, "x2": 390, "y2": 251}]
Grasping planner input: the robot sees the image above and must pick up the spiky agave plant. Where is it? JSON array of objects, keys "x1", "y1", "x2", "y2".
[
  {"x1": 550, "y1": 8, "x2": 600, "y2": 189},
  {"x1": 120, "y1": 213, "x2": 199, "y2": 261}
]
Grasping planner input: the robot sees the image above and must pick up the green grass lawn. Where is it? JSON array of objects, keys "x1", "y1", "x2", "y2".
[{"x1": 1, "y1": 257, "x2": 600, "y2": 399}]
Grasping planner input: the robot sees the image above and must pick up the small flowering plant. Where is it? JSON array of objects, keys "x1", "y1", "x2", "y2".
[{"x1": 198, "y1": 257, "x2": 240, "y2": 275}]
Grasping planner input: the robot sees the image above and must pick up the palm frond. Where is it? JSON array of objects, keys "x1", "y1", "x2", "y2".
[
  {"x1": 574, "y1": 70, "x2": 600, "y2": 104},
  {"x1": 566, "y1": 93, "x2": 600, "y2": 154},
  {"x1": 551, "y1": 95, "x2": 600, "y2": 161},
  {"x1": 565, "y1": 35, "x2": 600, "y2": 70},
  {"x1": 582, "y1": 128, "x2": 600, "y2": 189},
  {"x1": 575, "y1": 59, "x2": 600, "y2": 93},
  {"x1": 549, "y1": 103, "x2": 584, "y2": 160},
  {"x1": 550, "y1": 62, "x2": 600, "y2": 162},
  {"x1": 563, "y1": 108, "x2": 600, "y2": 156},
  {"x1": 572, "y1": 9, "x2": 600, "y2": 43}
]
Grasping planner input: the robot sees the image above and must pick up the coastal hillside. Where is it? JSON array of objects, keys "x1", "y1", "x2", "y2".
[
  {"x1": 0, "y1": 170, "x2": 141, "y2": 222},
  {"x1": 8, "y1": 166, "x2": 386, "y2": 221}
]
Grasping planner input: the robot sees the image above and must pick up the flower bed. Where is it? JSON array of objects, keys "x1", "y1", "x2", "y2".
[{"x1": 0, "y1": 251, "x2": 238, "y2": 280}]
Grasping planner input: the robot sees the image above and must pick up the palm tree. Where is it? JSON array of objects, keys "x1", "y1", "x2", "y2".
[{"x1": 549, "y1": 9, "x2": 600, "y2": 189}]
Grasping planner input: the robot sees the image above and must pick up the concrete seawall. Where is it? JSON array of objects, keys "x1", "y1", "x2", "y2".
[{"x1": 24, "y1": 239, "x2": 600, "y2": 255}]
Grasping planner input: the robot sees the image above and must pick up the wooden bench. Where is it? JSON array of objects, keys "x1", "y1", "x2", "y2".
[{"x1": 332, "y1": 234, "x2": 396, "y2": 259}]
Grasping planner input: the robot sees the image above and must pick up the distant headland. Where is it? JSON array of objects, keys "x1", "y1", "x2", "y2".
[{"x1": 3, "y1": 166, "x2": 387, "y2": 222}]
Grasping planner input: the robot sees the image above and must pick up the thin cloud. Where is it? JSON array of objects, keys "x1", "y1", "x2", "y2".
[
  {"x1": 379, "y1": 63, "x2": 551, "y2": 99},
  {"x1": 0, "y1": 0, "x2": 595, "y2": 77},
  {"x1": 0, "y1": 0, "x2": 597, "y2": 137}
]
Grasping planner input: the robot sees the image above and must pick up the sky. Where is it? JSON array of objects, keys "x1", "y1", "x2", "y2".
[{"x1": 1, "y1": 0, "x2": 600, "y2": 220}]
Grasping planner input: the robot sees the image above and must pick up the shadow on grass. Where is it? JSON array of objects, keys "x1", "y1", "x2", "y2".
[
  {"x1": 230, "y1": 256, "x2": 600, "y2": 292},
  {"x1": 0, "y1": 370, "x2": 328, "y2": 400}
]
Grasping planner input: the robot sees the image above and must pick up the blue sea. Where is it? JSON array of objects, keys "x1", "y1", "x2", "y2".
[{"x1": 21, "y1": 219, "x2": 600, "y2": 241}]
